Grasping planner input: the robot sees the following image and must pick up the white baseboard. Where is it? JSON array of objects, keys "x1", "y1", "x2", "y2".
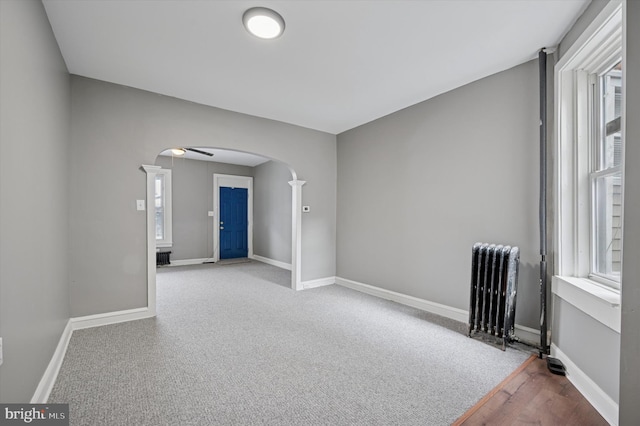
[
  {"x1": 31, "y1": 320, "x2": 73, "y2": 403},
  {"x1": 335, "y1": 277, "x2": 468, "y2": 323},
  {"x1": 514, "y1": 324, "x2": 542, "y2": 346},
  {"x1": 551, "y1": 343, "x2": 618, "y2": 425},
  {"x1": 335, "y1": 277, "x2": 545, "y2": 343},
  {"x1": 251, "y1": 255, "x2": 292, "y2": 271},
  {"x1": 71, "y1": 307, "x2": 154, "y2": 331},
  {"x1": 164, "y1": 258, "x2": 211, "y2": 267},
  {"x1": 302, "y1": 276, "x2": 335, "y2": 289},
  {"x1": 32, "y1": 307, "x2": 155, "y2": 403}
]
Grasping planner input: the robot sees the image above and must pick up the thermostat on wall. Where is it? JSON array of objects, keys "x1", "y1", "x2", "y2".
[{"x1": 302, "y1": 206, "x2": 310, "y2": 213}]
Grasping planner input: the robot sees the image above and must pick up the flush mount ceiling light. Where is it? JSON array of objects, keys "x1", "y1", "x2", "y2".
[{"x1": 243, "y1": 7, "x2": 285, "y2": 39}]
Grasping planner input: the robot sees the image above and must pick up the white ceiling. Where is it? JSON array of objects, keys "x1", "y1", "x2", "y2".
[{"x1": 43, "y1": 0, "x2": 589, "y2": 135}]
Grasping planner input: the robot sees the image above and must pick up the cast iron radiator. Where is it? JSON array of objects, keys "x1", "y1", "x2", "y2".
[
  {"x1": 156, "y1": 251, "x2": 171, "y2": 266},
  {"x1": 468, "y1": 243, "x2": 520, "y2": 350}
]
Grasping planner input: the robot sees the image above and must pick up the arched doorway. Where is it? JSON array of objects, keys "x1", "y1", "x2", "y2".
[{"x1": 141, "y1": 147, "x2": 305, "y2": 316}]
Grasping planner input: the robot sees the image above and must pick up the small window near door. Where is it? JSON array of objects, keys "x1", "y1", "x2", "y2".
[{"x1": 155, "y1": 169, "x2": 172, "y2": 247}]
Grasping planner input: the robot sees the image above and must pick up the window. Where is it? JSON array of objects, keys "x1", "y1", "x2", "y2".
[
  {"x1": 591, "y1": 63, "x2": 622, "y2": 284},
  {"x1": 155, "y1": 169, "x2": 172, "y2": 247},
  {"x1": 556, "y1": 3, "x2": 623, "y2": 291}
]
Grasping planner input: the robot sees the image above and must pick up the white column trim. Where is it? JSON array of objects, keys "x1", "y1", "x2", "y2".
[
  {"x1": 141, "y1": 165, "x2": 158, "y2": 316},
  {"x1": 289, "y1": 180, "x2": 306, "y2": 291}
]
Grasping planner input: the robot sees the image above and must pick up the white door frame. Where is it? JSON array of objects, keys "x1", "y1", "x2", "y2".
[
  {"x1": 213, "y1": 174, "x2": 253, "y2": 262},
  {"x1": 141, "y1": 164, "x2": 160, "y2": 316}
]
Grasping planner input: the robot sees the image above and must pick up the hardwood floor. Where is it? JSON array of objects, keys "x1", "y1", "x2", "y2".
[{"x1": 453, "y1": 354, "x2": 609, "y2": 425}]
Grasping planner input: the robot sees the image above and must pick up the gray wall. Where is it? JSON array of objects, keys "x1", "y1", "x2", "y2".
[
  {"x1": 69, "y1": 76, "x2": 336, "y2": 316},
  {"x1": 0, "y1": 0, "x2": 70, "y2": 402},
  {"x1": 552, "y1": 298, "x2": 620, "y2": 402},
  {"x1": 155, "y1": 156, "x2": 254, "y2": 261},
  {"x1": 620, "y1": 0, "x2": 640, "y2": 422},
  {"x1": 337, "y1": 60, "x2": 540, "y2": 329},
  {"x1": 254, "y1": 161, "x2": 293, "y2": 265}
]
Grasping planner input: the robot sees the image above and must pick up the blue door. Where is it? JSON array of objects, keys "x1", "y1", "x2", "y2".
[{"x1": 219, "y1": 187, "x2": 248, "y2": 259}]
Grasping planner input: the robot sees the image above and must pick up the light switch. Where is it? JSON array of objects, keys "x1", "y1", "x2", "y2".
[
  {"x1": 136, "y1": 200, "x2": 145, "y2": 211},
  {"x1": 208, "y1": 211, "x2": 214, "y2": 217},
  {"x1": 302, "y1": 206, "x2": 310, "y2": 213}
]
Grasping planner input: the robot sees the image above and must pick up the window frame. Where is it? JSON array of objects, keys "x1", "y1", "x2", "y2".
[
  {"x1": 588, "y1": 62, "x2": 623, "y2": 286},
  {"x1": 154, "y1": 168, "x2": 173, "y2": 248},
  {"x1": 555, "y1": 2, "x2": 623, "y2": 292}
]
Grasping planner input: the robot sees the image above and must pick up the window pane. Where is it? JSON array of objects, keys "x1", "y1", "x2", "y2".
[
  {"x1": 601, "y1": 62, "x2": 622, "y2": 169},
  {"x1": 593, "y1": 172, "x2": 622, "y2": 278},
  {"x1": 155, "y1": 175, "x2": 164, "y2": 240}
]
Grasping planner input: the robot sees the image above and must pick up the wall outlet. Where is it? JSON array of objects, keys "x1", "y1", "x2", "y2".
[{"x1": 136, "y1": 200, "x2": 146, "y2": 211}]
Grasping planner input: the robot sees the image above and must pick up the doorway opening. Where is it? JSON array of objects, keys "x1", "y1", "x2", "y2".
[{"x1": 142, "y1": 147, "x2": 305, "y2": 316}]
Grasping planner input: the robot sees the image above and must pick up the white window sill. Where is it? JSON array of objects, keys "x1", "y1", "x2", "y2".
[
  {"x1": 156, "y1": 242, "x2": 173, "y2": 249},
  {"x1": 552, "y1": 275, "x2": 621, "y2": 333}
]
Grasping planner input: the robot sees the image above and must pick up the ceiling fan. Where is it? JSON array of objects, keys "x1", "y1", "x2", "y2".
[{"x1": 170, "y1": 147, "x2": 214, "y2": 157}]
